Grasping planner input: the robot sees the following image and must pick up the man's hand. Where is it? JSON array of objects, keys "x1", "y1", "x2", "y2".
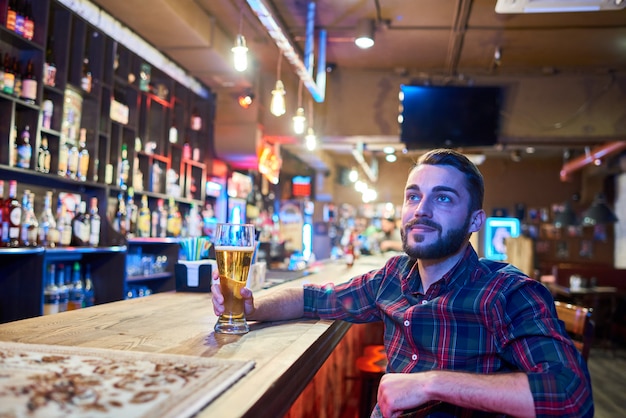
[
  {"x1": 211, "y1": 271, "x2": 256, "y2": 317},
  {"x1": 377, "y1": 373, "x2": 433, "y2": 418}
]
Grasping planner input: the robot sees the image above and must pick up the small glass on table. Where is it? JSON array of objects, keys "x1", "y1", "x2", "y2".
[{"x1": 214, "y1": 223, "x2": 255, "y2": 335}]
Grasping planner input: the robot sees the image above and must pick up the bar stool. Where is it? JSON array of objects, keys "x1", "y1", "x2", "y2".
[{"x1": 356, "y1": 345, "x2": 387, "y2": 418}]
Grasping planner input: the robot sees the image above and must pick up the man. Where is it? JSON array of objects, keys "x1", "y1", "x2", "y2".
[
  {"x1": 378, "y1": 216, "x2": 403, "y2": 252},
  {"x1": 212, "y1": 149, "x2": 593, "y2": 417}
]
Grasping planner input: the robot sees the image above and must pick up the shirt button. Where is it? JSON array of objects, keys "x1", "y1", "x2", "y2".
[
  {"x1": 403, "y1": 320, "x2": 410, "y2": 327},
  {"x1": 411, "y1": 354, "x2": 418, "y2": 361}
]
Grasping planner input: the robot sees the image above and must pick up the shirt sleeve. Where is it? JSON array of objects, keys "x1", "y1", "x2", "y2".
[
  {"x1": 303, "y1": 267, "x2": 384, "y2": 323},
  {"x1": 493, "y1": 278, "x2": 594, "y2": 417}
]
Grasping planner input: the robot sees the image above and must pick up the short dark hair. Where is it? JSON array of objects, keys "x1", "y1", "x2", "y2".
[{"x1": 415, "y1": 149, "x2": 484, "y2": 212}]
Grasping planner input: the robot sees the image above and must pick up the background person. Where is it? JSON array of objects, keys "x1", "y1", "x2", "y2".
[{"x1": 212, "y1": 148, "x2": 593, "y2": 417}]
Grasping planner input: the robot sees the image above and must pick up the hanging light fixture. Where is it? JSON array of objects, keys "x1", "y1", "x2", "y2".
[
  {"x1": 232, "y1": 7, "x2": 248, "y2": 72},
  {"x1": 270, "y1": 53, "x2": 286, "y2": 117},
  {"x1": 354, "y1": 18, "x2": 375, "y2": 49},
  {"x1": 581, "y1": 193, "x2": 618, "y2": 226},
  {"x1": 292, "y1": 80, "x2": 306, "y2": 134},
  {"x1": 305, "y1": 127, "x2": 317, "y2": 150}
]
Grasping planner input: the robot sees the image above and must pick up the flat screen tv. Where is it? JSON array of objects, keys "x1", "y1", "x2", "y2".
[{"x1": 399, "y1": 84, "x2": 504, "y2": 150}]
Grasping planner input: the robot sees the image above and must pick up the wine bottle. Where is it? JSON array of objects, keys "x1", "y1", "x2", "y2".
[
  {"x1": 166, "y1": 197, "x2": 181, "y2": 237},
  {"x1": 113, "y1": 192, "x2": 127, "y2": 236},
  {"x1": 56, "y1": 198, "x2": 72, "y2": 247},
  {"x1": 77, "y1": 128, "x2": 90, "y2": 181},
  {"x1": 38, "y1": 191, "x2": 58, "y2": 248},
  {"x1": 12, "y1": 57, "x2": 21, "y2": 98},
  {"x1": 83, "y1": 264, "x2": 95, "y2": 307},
  {"x1": 44, "y1": 36, "x2": 57, "y2": 87},
  {"x1": 22, "y1": 0, "x2": 34, "y2": 41},
  {"x1": 20, "y1": 59, "x2": 37, "y2": 103},
  {"x1": 66, "y1": 140, "x2": 79, "y2": 179},
  {"x1": 57, "y1": 141, "x2": 69, "y2": 177},
  {"x1": 126, "y1": 188, "x2": 138, "y2": 238},
  {"x1": 88, "y1": 197, "x2": 100, "y2": 247},
  {"x1": 5, "y1": 180, "x2": 21, "y2": 247},
  {"x1": 14, "y1": 0, "x2": 24, "y2": 37},
  {"x1": 6, "y1": 0, "x2": 17, "y2": 31},
  {"x1": 81, "y1": 58, "x2": 92, "y2": 93},
  {"x1": 67, "y1": 262, "x2": 84, "y2": 310},
  {"x1": 3, "y1": 53, "x2": 14, "y2": 95},
  {"x1": 137, "y1": 195, "x2": 151, "y2": 238},
  {"x1": 71, "y1": 200, "x2": 89, "y2": 246},
  {"x1": 19, "y1": 190, "x2": 38, "y2": 247},
  {"x1": 118, "y1": 143, "x2": 130, "y2": 189},
  {"x1": 43, "y1": 264, "x2": 60, "y2": 315}
]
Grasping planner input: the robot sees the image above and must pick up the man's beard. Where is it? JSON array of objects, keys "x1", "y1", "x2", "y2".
[{"x1": 401, "y1": 217, "x2": 471, "y2": 260}]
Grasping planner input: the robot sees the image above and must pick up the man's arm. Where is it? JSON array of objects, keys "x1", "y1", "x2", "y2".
[
  {"x1": 212, "y1": 284, "x2": 304, "y2": 322},
  {"x1": 377, "y1": 370, "x2": 535, "y2": 418}
]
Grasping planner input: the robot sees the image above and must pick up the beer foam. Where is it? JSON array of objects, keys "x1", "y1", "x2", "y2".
[{"x1": 215, "y1": 246, "x2": 254, "y2": 251}]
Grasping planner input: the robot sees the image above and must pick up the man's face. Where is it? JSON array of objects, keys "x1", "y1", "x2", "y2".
[{"x1": 400, "y1": 164, "x2": 482, "y2": 260}]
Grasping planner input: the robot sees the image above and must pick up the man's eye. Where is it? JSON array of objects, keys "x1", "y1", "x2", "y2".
[
  {"x1": 407, "y1": 194, "x2": 420, "y2": 202},
  {"x1": 436, "y1": 195, "x2": 451, "y2": 203}
]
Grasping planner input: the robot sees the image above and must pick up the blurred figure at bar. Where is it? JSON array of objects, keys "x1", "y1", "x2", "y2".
[{"x1": 377, "y1": 216, "x2": 403, "y2": 252}]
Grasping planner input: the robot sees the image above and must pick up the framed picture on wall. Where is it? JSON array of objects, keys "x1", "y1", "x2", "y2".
[{"x1": 484, "y1": 217, "x2": 521, "y2": 261}]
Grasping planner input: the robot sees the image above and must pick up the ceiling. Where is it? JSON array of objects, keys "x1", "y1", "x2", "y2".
[{"x1": 89, "y1": 0, "x2": 626, "y2": 169}]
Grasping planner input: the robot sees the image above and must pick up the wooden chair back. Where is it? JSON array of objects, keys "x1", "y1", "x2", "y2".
[{"x1": 554, "y1": 301, "x2": 594, "y2": 361}]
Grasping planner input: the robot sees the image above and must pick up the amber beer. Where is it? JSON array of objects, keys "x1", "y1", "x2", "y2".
[
  {"x1": 216, "y1": 246, "x2": 254, "y2": 320},
  {"x1": 213, "y1": 223, "x2": 256, "y2": 335}
]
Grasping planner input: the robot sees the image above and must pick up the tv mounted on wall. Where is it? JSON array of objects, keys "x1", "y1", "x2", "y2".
[{"x1": 399, "y1": 84, "x2": 504, "y2": 150}]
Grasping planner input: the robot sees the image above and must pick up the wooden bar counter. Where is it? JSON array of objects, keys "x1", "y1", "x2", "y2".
[{"x1": 0, "y1": 256, "x2": 388, "y2": 418}]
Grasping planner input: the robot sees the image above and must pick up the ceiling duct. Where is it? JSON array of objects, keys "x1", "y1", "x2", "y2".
[{"x1": 495, "y1": 0, "x2": 626, "y2": 13}]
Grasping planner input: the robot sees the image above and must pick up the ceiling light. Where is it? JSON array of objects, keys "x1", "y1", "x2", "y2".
[
  {"x1": 354, "y1": 19, "x2": 375, "y2": 49},
  {"x1": 582, "y1": 193, "x2": 618, "y2": 226},
  {"x1": 293, "y1": 107, "x2": 306, "y2": 134},
  {"x1": 305, "y1": 127, "x2": 317, "y2": 151},
  {"x1": 232, "y1": 34, "x2": 248, "y2": 72},
  {"x1": 385, "y1": 153, "x2": 397, "y2": 163},
  {"x1": 238, "y1": 90, "x2": 254, "y2": 108},
  {"x1": 383, "y1": 146, "x2": 395, "y2": 154},
  {"x1": 348, "y1": 168, "x2": 358, "y2": 183},
  {"x1": 270, "y1": 80, "x2": 286, "y2": 117}
]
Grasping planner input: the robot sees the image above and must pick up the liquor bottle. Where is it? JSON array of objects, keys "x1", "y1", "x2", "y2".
[
  {"x1": 14, "y1": 0, "x2": 24, "y2": 36},
  {"x1": 66, "y1": 141, "x2": 79, "y2": 179},
  {"x1": 186, "y1": 203, "x2": 202, "y2": 238},
  {"x1": 44, "y1": 36, "x2": 57, "y2": 87},
  {"x1": 6, "y1": 0, "x2": 17, "y2": 31},
  {"x1": 36, "y1": 136, "x2": 51, "y2": 173},
  {"x1": 56, "y1": 199, "x2": 72, "y2": 247},
  {"x1": 81, "y1": 58, "x2": 92, "y2": 93},
  {"x1": 3, "y1": 53, "x2": 14, "y2": 95},
  {"x1": 113, "y1": 192, "x2": 127, "y2": 236},
  {"x1": 151, "y1": 198, "x2": 165, "y2": 238},
  {"x1": 20, "y1": 59, "x2": 37, "y2": 103},
  {"x1": 5, "y1": 180, "x2": 21, "y2": 247},
  {"x1": 19, "y1": 190, "x2": 38, "y2": 247},
  {"x1": 22, "y1": 0, "x2": 34, "y2": 41},
  {"x1": 126, "y1": 188, "x2": 138, "y2": 237},
  {"x1": 57, "y1": 140, "x2": 69, "y2": 176},
  {"x1": 83, "y1": 264, "x2": 95, "y2": 307},
  {"x1": 56, "y1": 264, "x2": 68, "y2": 313},
  {"x1": 77, "y1": 128, "x2": 89, "y2": 181},
  {"x1": 118, "y1": 143, "x2": 130, "y2": 189},
  {"x1": 15, "y1": 125, "x2": 31, "y2": 169},
  {"x1": 137, "y1": 195, "x2": 151, "y2": 238},
  {"x1": 166, "y1": 197, "x2": 181, "y2": 237},
  {"x1": 183, "y1": 140, "x2": 192, "y2": 160},
  {"x1": 8, "y1": 125, "x2": 17, "y2": 167},
  {"x1": 42, "y1": 263, "x2": 60, "y2": 315},
  {"x1": 38, "y1": 191, "x2": 58, "y2": 248},
  {"x1": 71, "y1": 200, "x2": 89, "y2": 246},
  {"x1": 12, "y1": 57, "x2": 21, "y2": 98},
  {"x1": 88, "y1": 197, "x2": 100, "y2": 247},
  {"x1": 67, "y1": 262, "x2": 84, "y2": 310}
]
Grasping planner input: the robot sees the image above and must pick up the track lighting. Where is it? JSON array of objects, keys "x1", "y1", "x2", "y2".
[{"x1": 355, "y1": 19, "x2": 375, "y2": 49}]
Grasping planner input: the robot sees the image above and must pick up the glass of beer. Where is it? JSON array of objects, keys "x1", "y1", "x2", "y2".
[{"x1": 214, "y1": 223, "x2": 255, "y2": 335}]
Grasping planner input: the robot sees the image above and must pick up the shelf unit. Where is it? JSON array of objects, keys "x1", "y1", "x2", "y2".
[{"x1": 0, "y1": 0, "x2": 217, "y2": 323}]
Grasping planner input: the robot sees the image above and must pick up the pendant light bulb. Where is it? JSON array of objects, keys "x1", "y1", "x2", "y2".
[
  {"x1": 292, "y1": 107, "x2": 306, "y2": 134},
  {"x1": 305, "y1": 127, "x2": 317, "y2": 151},
  {"x1": 232, "y1": 34, "x2": 248, "y2": 72},
  {"x1": 270, "y1": 80, "x2": 286, "y2": 117}
]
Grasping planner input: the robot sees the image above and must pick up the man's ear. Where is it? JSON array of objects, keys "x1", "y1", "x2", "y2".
[{"x1": 469, "y1": 210, "x2": 486, "y2": 233}]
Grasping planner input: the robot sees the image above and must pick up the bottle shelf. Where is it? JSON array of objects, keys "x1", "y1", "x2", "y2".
[{"x1": 126, "y1": 272, "x2": 172, "y2": 282}]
